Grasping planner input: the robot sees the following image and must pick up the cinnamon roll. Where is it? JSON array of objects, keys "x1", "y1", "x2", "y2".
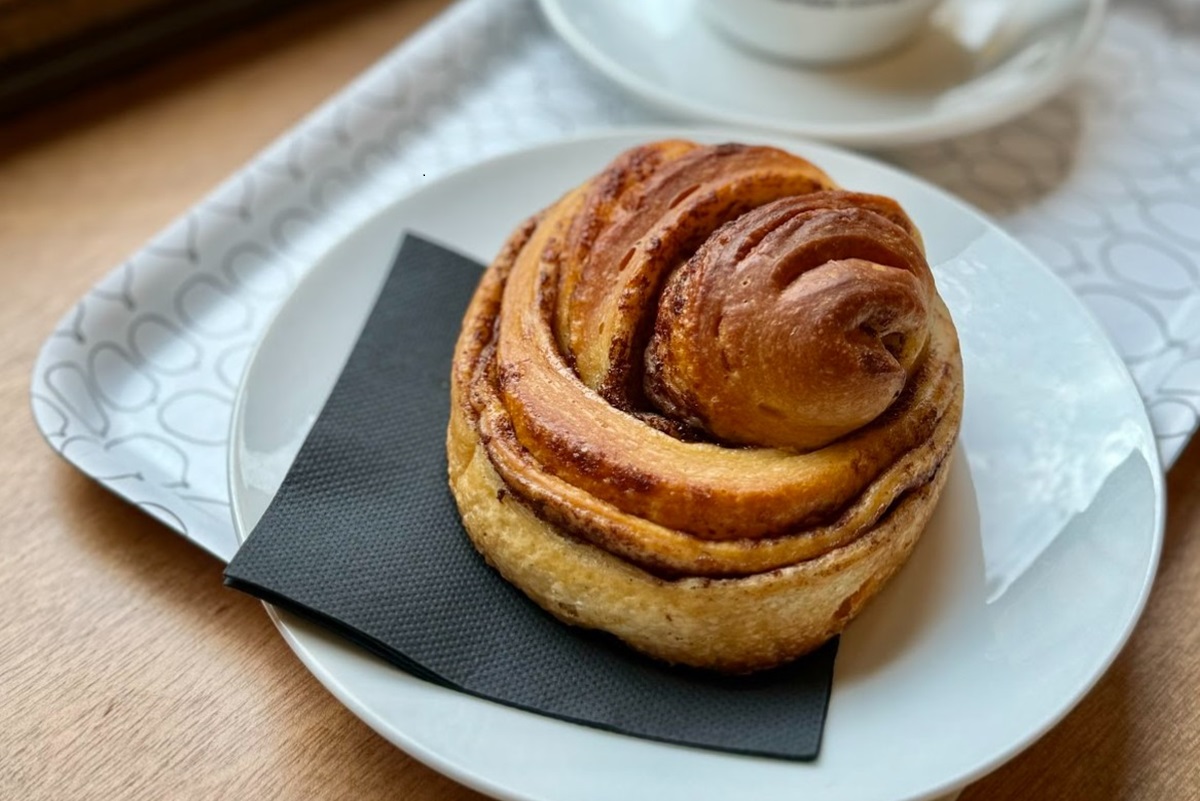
[{"x1": 447, "y1": 140, "x2": 963, "y2": 673}]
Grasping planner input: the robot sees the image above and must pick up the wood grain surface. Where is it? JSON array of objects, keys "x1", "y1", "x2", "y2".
[{"x1": 1, "y1": 1, "x2": 1197, "y2": 798}]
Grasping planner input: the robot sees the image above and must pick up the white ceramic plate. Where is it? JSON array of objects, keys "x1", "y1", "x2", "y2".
[
  {"x1": 537, "y1": 0, "x2": 1107, "y2": 147},
  {"x1": 229, "y1": 129, "x2": 1163, "y2": 801}
]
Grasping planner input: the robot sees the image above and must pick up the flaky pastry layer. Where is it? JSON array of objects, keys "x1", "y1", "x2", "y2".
[{"x1": 446, "y1": 140, "x2": 964, "y2": 672}]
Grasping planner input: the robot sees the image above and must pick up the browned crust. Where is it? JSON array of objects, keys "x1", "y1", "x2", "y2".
[
  {"x1": 445, "y1": 140, "x2": 965, "y2": 672},
  {"x1": 447, "y1": 392, "x2": 957, "y2": 673}
]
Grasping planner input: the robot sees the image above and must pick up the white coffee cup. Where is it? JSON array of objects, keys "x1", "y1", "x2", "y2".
[{"x1": 702, "y1": 0, "x2": 944, "y2": 66}]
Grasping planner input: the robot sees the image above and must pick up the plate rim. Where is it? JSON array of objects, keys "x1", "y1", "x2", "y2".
[
  {"x1": 536, "y1": 0, "x2": 1109, "y2": 147},
  {"x1": 228, "y1": 126, "x2": 1165, "y2": 801}
]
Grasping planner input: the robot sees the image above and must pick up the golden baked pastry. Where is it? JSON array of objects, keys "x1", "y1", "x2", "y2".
[{"x1": 447, "y1": 140, "x2": 963, "y2": 673}]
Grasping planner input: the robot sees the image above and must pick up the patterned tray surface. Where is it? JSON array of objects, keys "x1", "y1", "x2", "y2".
[{"x1": 31, "y1": 0, "x2": 1200, "y2": 560}]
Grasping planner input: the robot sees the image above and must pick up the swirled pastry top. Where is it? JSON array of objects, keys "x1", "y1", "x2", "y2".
[{"x1": 453, "y1": 139, "x2": 962, "y2": 579}]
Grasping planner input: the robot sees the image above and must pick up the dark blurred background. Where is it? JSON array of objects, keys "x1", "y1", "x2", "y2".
[{"x1": 0, "y1": 0, "x2": 321, "y2": 117}]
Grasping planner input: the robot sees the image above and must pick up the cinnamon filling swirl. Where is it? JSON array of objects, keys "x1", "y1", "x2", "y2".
[{"x1": 447, "y1": 139, "x2": 963, "y2": 671}]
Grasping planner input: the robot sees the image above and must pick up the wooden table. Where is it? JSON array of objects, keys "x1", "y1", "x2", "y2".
[{"x1": 2, "y1": 1, "x2": 1197, "y2": 798}]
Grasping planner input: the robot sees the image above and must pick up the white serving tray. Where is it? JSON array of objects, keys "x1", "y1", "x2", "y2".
[{"x1": 31, "y1": 0, "x2": 1200, "y2": 562}]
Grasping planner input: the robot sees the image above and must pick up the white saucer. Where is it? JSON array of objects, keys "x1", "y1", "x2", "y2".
[
  {"x1": 538, "y1": 0, "x2": 1107, "y2": 147},
  {"x1": 229, "y1": 129, "x2": 1162, "y2": 801}
]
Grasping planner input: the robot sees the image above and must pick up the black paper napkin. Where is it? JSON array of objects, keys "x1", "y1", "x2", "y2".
[{"x1": 225, "y1": 234, "x2": 838, "y2": 760}]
